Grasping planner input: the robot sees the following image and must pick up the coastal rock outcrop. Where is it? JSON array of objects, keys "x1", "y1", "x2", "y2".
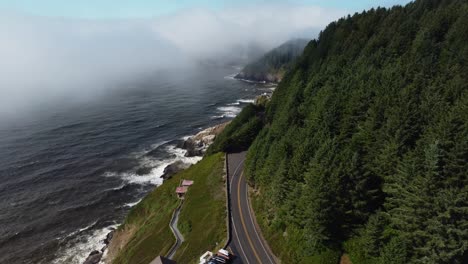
[
  {"x1": 235, "y1": 71, "x2": 282, "y2": 83},
  {"x1": 161, "y1": 161, "x2": 191, "y2": 180},
  {"x1": 180, "y1": 122, "x2": 230, "y2": 157},
  {"x1": 104, "y1": 230, "x2": 114, "y2": 246},
  {"x1": 84, "y1": 250, "x2": 102, "y2": 264}
]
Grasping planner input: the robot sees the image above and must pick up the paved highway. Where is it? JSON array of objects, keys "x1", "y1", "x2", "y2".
[{"x1": 227, "y1": 152, "x2": 277, "y2": 264}]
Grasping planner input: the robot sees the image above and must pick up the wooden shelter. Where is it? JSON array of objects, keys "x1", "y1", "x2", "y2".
[
  {"x1": 181, "y1": 179, "x2": 194, "y2": 186},
  {"x1": 175, "y1": 186, "x2": 188, "y2": 198}
]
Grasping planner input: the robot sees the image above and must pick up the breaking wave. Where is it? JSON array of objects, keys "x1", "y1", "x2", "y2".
[
  {"x1": 104, "y1": 144, "x2": 201, "y2": 186},
  {"x1": 52, "y1": 224, "x2": 118, "y2": 264},
  {"x1": 216, "y1": 106, "x2": 242, "y2": 118},
  {"x1": 123, "y1": 198, "x2": 143, "y2": 208},
  {"x1": 237, "y1": 99, "x2": 255, "y2": 104}
]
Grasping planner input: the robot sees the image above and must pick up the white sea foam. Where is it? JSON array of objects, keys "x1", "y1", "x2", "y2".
[
  {"x1": 104, "y1": 164, "x2": 165, "y2": 185},
  {"x1": 62, "y1": 221, "x2": 98, "y2": 240},
  {"x1": 166, "y1": 145, "x2": 203, "y2": 164},
  {"x1": 216, "y1": 106, "x2": 242, "y2": 118},
  {"x1": 226, "y1": 98, "x2": 254, "y2": 107},
  {"x1": 112, "y1": 184, "x2": 126, "y2": 191},
  {"x1": 104, "y1": 144, "x2": 201, "y2": 186},
  {"x1": 123, "y1": 198, "x2": 143, "y2": 208},
  {"x1": 237, "y1": 99, "x2": 255, "y2": 104},
  {"x1": 236, "y1": 78, "x2": 267, "y2": 84},
  {"x1": 211, "y1": 115, "x2": 225, "y2": 120},
  {"x1": 150, "y1": 140, "x2": 170, "y2": 150},
  {"x1": 103, "y1": 183, "x2": 125, "y2": 192},
  {"x1": 78, "y1": 221, "x2": 98, "y2": 234},
  {"x1": 223, "y1": 73, "x2": 237, "y2": 80},
  {"x1": 52, "y1": 224, "x2": 119, "y2": 264}
]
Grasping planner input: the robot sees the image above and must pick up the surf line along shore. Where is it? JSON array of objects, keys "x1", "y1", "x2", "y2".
[{"x1": 84, "y1": 121, "x2": 230, "y2": 264}]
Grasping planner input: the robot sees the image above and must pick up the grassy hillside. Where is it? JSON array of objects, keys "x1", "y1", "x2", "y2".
[
  {"x1": 235, "y1": 39, "x2": 309, "y2": 83},
  {"x1": 174, "y1": 154, "x2": 227, "y2": 262},
  {"x1": 109, "y1": 153, "x2": 226, "y2": 264},
  {"x1": 243, "y1": 0, "x2": 468, "y2": 263}
]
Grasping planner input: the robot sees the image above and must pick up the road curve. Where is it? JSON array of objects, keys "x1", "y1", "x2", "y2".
[{"x1": 227, "y1": 152, "x2": 277, "y2": 264}]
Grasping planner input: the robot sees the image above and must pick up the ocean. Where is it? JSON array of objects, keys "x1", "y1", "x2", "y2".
[{"x1": 0, "y1": 66, "x2": 271, "y2": 264}]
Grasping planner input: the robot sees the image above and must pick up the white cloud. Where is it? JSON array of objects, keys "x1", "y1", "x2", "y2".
[
  {"x1": 0, "y1": 5, "x2": 346, "y2": 120},
  {"x1": 152, "y1": 5, "x2": 345, "y2": 60}
]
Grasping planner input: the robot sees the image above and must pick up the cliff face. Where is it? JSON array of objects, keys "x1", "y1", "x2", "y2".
[
  {"x1": 242, "y1": 0, "x2": 468, "y2": 263},
  {"x1": 235, "y1": 39, "x2": 309, "y2": 83}
]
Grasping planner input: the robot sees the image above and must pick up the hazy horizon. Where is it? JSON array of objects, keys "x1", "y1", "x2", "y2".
[{"x1": 0, "y1": 0, "x2": 412, "y2": 123}]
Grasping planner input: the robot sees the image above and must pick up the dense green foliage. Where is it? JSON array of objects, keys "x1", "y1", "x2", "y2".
[
  {"x1": 244, "y1": 0, "x2": 468, "y2": 263},
  {"x1": 236, "y1": 39, "x2": 309, "y2": 83},
  {"x1": 112, "y1": 154, "x2": 226, "y2": 264},
  {"x1": 206, "y1": 104, "x2": 264, "y2": 155}
]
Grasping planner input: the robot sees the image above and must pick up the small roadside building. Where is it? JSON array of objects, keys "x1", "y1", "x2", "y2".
[
  {"x1": 176, "y1": 180, "x2": 194, "y2": 199},
  {"x1": 182, "y1": 179, "x2": 194, "y2": 186},
  {"x1": 175, "y1": 186, "x2": 188, "y2": 198}
]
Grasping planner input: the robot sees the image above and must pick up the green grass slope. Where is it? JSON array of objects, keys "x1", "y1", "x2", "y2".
[
  {"x1": 175, "y1": 154, "x2": 227, "y2": 262},
  {"x1": 110, "y1": 153, "x2": 226, "y2": 264}
]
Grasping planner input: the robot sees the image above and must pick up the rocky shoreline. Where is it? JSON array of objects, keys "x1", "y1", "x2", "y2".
[
  {"x1": 158, "y1": 121, "x2": 231, "y2": 181},
  {"x1": 234, "y1": 71, "x2": 281, "y2": 84},
  {"x1": 83, "y1": 121, "x2": 230, "y2": 264},
  {"x1": 83, "y1": 231, "x2": 115, "y2": 264},
  {"x1": 178, "y1": 122, "x2": 230, "y2": 157}
]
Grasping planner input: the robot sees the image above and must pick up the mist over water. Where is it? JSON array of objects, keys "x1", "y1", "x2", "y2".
[{"x1": 0, "y1": 5, "x2": 345, "y2": 122}]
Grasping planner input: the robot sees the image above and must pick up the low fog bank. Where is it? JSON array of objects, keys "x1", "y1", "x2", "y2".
[
  {"x1": 0, "y1": 14, "x2": 184, "y2": 121},
  {"x1": 0, "y1": 5, "x2": 345, "y2": 123}
]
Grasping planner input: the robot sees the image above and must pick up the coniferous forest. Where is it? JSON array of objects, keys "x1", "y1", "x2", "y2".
[
  {"x1": 236, "y1": 0, "x2": 468, "y2": 263},
  {"x1": 235, "y1": 39, "x2": 310, "y2": 83}
]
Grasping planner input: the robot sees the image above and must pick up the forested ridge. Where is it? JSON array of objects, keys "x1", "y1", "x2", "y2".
[
  {"x1": 235, "y1": 39, "x2": 309, "y2": 83},
  {"x1": 239, "y1": 0, "x2": 468, "y2": 263}
]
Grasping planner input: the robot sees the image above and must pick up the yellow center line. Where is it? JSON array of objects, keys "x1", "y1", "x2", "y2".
[{"x1": 237, "y1": 171, "x2": 262, "y2": 263}]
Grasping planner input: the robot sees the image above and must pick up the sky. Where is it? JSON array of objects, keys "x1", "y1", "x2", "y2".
[
  {"x1": 1, "y1": 0, "x2": 412, "y2": 19},
  {"x1": 0, "y1": 0, "x2": 412, "y2": 122}
]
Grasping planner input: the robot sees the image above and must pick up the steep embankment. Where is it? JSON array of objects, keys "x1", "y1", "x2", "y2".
[
  {"x1": 242, "y1": 0, "x2": 467, "y2": 263},
  {"x1": 107, "y1": 153, "x2": 226, "y2": 264},
  {"x1": 235, "y1": 39, "x2": 309, "y2": 83}
]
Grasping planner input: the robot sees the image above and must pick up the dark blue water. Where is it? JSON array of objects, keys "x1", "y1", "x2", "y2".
[{"x1": 0, "y1": 66, "x2": 271, "y2": 264}]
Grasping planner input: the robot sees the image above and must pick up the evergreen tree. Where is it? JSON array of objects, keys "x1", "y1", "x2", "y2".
[{"x1": 209, "y1": 0, "x2": 468, "y2": 262}]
